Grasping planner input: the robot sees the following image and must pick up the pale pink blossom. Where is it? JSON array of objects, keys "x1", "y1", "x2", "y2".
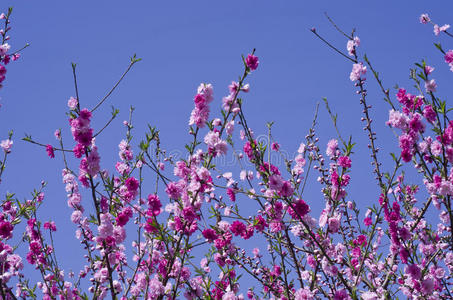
[
  {"x1": 425, "y1": 79, "x2": 437, "y2": 92},
  {"x1": 67, "y1": 97, "x2": 78, "y2": 110},
  {"x1": 350, "y1": 63, "x2": 366, "y2": 81},
  {"x1": 420, "y1": 13, "x2": 430, "y2": 24},
  {"x1": 0, "y1": 139, "x2": 12, "y2": 153}
]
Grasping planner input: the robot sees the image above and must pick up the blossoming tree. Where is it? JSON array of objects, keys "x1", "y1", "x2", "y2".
[{"x1": 0, "y1": 6, "x2": 452, "y2": 300}]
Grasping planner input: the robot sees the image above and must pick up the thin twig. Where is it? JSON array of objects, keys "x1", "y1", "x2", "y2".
[{"x1": 91, "y1": 58, "x2": 139, "y2": 113}]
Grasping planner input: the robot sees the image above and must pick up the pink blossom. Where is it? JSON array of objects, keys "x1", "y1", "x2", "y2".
[
  {"x1": 406, "y1": 264, "x2": 421, "y2": 279},
  {"x1": 165, "y1": 181, "x2": 182, "y2": 200},
  {"x1": 268, "y1": 174, "x2": 283, "y2": 191},
  {"x1": 0, "y1": 43, "x2": 10, "y2": 56},
  {"x1": 225, "y1": 120, "x2": 235, "y2": 135},
  {"x1": 288, "y1": 199, "x2": 310, "y2": 219},
  {"x1": 43, "y1": 221, "x2": 57, "y2": 231},
  {"x1": 423, "y1": 105, "x2": 437, "y2": 123},
  {"x1": 326, "y1": 139, "x2": 338, "y2": 158},
  {"x1": 280, "y1": 181, "x2": 294, "y2": 197},
  {"x1": 116, "y1": 207, "x2": 133, "y2": 227},
  {"x1": 226, "y1": 188, "x2": 236, "y2": 202},
  {"x1": 425, "y1": 79, "x2": 437, "y2": 92},
  {"x1": 254, "y1": 215, "x2": 268, "y2": 232},
  {"x1": 361, "y1": 292, "x2": 378, "y2": 300},
  {"x1": 230, "y1": 221, "x2": 246, "y2": 236},
  {"x1": 271, "y1": 142, "x2": 280, "y2": 151},
  {"x1": 147, "y1": 194, "x2": 161, "y2": 216},
  {"x1": 197, "y1": 83, "x2": 214, "y2": 103},
  {"x1": 98, "y1": 213, "x2": 114, "y2": 240},
  {"x1": 349, "y1": 63, "x2": 366, "y2": 81},
  {"x1": 421, "y1": 277, "x2": 435, "y2": 294},
  {"x1": 440, "y1": 24, "x2": 450, "y2": 32},
  {"x1": 243, "y1": 140, "x2": 256, "y2": 160},
  {"x1": 420, "y1": 13, "x2": 430, "y2": 24},
  {"x1": 445, "y1": 50, "x2": 453, "y2": 63},
  {"x1": 245, "y1": 54, "x2": 259, "y2": 71},
  {"x1": 11, "y1": 53, "x2": 20, "y2": 61},
  {"x1": 73, "y1": 143, "x2": 84, "y2": 158},
  {"x1": 202, "y1": 228, "x2": 218, "y2": 242},
  {"x1": 54, "y1": 129, "x2": 61, "y2": 140},
  {"x1": 346, "y1": 36, "x2": 360, "y2": 56},
  {"x1": 70, "y1": 211, "x2": 82, "y2": 224},
  {"x1": 85, "y1": 146, "x2": 100, "y2": 176},
  {"x1": 430, "y1": 140, "x2": 442, "y2": 156},
  {"x1": 328, "y1": 216, "x2": 341, "y2": 233},
  {"x1": 46, "y1": 145, "x2": 55, "y2": 158},
  {"x1": 424, "y1": 65, "x2": 434, "y2": 75},
  {"x1": 67, "y1": 97, "x2": 78, "y2": 110},
  {"x1": 70, "y1": 109, "x2": 93, "y2": 147},
  {"x1": 434, "y1": 24, "x2": 450, "y2": 35},
  {"x1": 115, "y1": 162, "x2": 130, "y2": 175},
  {"x1": 0, "y1": 221, "x2": 13, "y2": 239},
  {"x1": 444, "y1": 50, "x2": 453, "y2": 72},
  {"x1": 0, "y1": 139, "x2": 12, "y2": 153},
  {"x1": 387, "y1": 109, "x2": 408, "y2": 129},
  {"x1": 294, "y1": 288, "x2": 314, "y2": 300},
  {"x1": 204, "y1": 131, "x2": 228, "y2": 156},
  {"x1": 338, "y1": 156, "x2": 351, "y2": 168},
  {"x1": 409, "y1": 113, "x2": 425, "y2": 133}
]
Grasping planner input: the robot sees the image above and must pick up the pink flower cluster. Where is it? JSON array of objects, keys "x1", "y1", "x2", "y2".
[
  {"x1": 349, "y1": 62, "x2": 366, "y2": 81},
  {"x1": 189, "y1": 83, "x2": 214, "y2": 128},
  {"x1": 69, "y1": 107, "x2": 93, "y2": 156}
]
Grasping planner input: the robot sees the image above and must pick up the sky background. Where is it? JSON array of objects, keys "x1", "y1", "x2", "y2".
[{"x1": 0, "y1": 0, "x2": 453, "y2": 295}]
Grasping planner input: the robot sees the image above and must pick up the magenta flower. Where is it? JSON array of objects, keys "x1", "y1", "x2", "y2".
[
  {"x1": 226, "y1": 188, "x2": 236, "y2": 202},
  {"x1": 230, "y1": 220, "x2": 246, "y2": 236},
  {"x1": 445, "y1": 50, "x2": 453, "y2": 63},
  {"x1": 338, "y1": 156, "x2": 351, "y2": 168},
  {"x1": 280, "y1": 181, "x2": 294, "y2": 197},
  {"x1": 245, "y1": 54, "x2": 259, "y2": 71},
  {"x1": 202, "y1": 228, "x2": 218, "y2": 242},
  {"x1": 147, "y1": 194, "x2": 161, "y2": 216},
  {"x1": 0, "y1": 221, "x2": 13, "y2": 239},
  {"x1": 43, "y1": 221, "x2": 57, "y2": 231},
  {"x1": 288, "y1": 199, "x2": 310, "y2": 219}
]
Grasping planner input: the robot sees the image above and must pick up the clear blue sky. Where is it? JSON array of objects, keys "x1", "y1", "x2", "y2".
[{"x1": 1, "y1": 0, "x2": 452, "y2": 295}]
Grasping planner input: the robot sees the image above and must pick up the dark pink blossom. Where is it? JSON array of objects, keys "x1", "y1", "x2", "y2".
[
  {"x1": 280, "y1": 181, "x2": 294, "y2": 197},
  {"x1": 202, "y1": 228, "x2": 218, "y2": 242},
  {"x1": 230, "y1": 221, "x2": 246, "y2": 236},
  {"x1": 338, "y1": 156, "x2": 351, "y2": 168},
  {"x1": 116, "y1": 207, "x2": 133, "y2": 227},
  {"x1": 147, "y1": 194, "x2": 161, "y2": 216},
  {"x1": 43, "y1": 221, "x2": 57, "y2": 231},
  {"x1": 45, "y1": 144, "x2": 55, "y2": 158},
  {"x1": 0, "y1": 221, "x2": 13, "y2": 239},
  {"x1": 226, "y1": 188, "x2": 236, "y2": 202},
  {"x1": 288, "y1": 199, "x2": 310, "y2": 219},
  {"x1": 245, "y1": 54, "x2": 259, "y2": 71},
  {"x1": 254, "y1": 215, "x2": 268, "y2": 232}
]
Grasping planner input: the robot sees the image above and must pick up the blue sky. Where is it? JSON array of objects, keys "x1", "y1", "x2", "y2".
[{"x1": 1, "y1": 0, "x2": 453, "y2": 295}]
